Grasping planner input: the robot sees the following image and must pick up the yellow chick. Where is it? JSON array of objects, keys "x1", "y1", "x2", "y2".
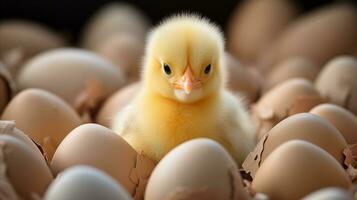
[{"x1": 113, "y1": 14, "x2": 255, "y2": 165}]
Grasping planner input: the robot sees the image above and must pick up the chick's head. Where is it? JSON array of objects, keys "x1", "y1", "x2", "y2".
[{"x1": 142, "y1": 15, "x2": 226, "y2": 103}]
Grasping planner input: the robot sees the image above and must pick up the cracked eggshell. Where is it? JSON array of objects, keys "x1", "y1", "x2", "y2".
[
  {"x1": 252, "y1": 140, "x2": 351, "y2": 200},
  {"x1": 81, "y1": 2, "x2": 149, "y2": 50},
  {"x1": 302, "y1": 187, "x2": 353, "y2": 200},
  {"x1": 227, "y1": 0, "x2": 298, "y2": 62},
  {"x1": 0, "y1": 121, "x2": 44, "y2": 160},
  {"x1": 315, "y1": 56, "x2": 357, "y2": 116},
  {"x1": 258, "y1": 4, "x2": 357, "y2": 73},
  {"x1": 0, "y1": 135, "x2": 53, "y2": 199},
  {"x1": 96, "y1": 82, "x2": 141, "y2": 128},
  {"x1": 51, "y1": 123, "x2": 155, "y2": 199},
  {"x1": 310, "y1": 104, "x2": 357, "y2": 144},
  {"x1": 225, "y1": 53, "x2": 262, "y2": 104},
  {"x1": 145, "y1": 138, "x2": 249, "y2": 200},
  {"x1": 243, "y1": 113, "x2": 348, "y2": 178},
  {"x1": 16, "y1": 48, "x2": 126, "y2": 114},
  {"x1": 44, "y1": 166, "x2": 132, "y2": 200},
  {"x1": 1, "y1": 89, "x2": 82, "y2": 160},
  {"x1": 252, "y1": 78, "x2": 324, "y2": 139},
  {"x1": 264, "y1": 57, "x2": 319, "y2": 92}
]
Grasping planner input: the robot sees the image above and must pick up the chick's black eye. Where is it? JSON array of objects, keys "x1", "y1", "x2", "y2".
[
  {"x1": 204, "y1": 64, "x2": 211, "y2": 74},
  {"x1": 163, "y1": 63, "x2": 171, "y2": 75}
]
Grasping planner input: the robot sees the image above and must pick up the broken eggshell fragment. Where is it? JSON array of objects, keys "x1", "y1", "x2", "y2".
[
  {"x1": 243, "y1": 113, "x2": 350, "y2": 178},
  {"x1": 145, "y1": 138, "x2": 249, "y2": 200},
  {"x1": 252, "y1": 78, "x2": 324, "y2": 139},
  {"x1": 50, "y1": 123, "x2": 155, "y2": 200}
]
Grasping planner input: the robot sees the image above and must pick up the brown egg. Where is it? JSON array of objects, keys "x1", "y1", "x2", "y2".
[
  {"x1": 1, "y1": 88, "x2": 82, "y2": 160},
  {"x1": 17, "y1": 48, "x2": 126, "y2": 117},
  {"x1": 252, "y1": 78, "x2": 324, "y2": 139},
  {"x1": 225, "y1": 53, "x2": 262, "y2": 103},
  {"x1": 96, "y1": 82, "x2": 141, "y2": 128},
  {"x1": 252, "y1": 140, "x2": 351, "y2": 200},
  {"x1": 145, "y1": 138, "x2": 248, "y2": 200},
  {"x1": 0, "y1": 20, "x2": 66, "y2": 76},
  {"x1": 0, "y1": 135, "x2": 53, "y2": 199},
  {"x1": 0, "y1": 120, "x2": 43, "y2": 159},
  {"x1": 81, "y1": 2, "x2": 149, "y2": 50},
  {"x1": 44, "y1": 166, "x2": 132, "y2": 200},
  {"x1": 94, "y1": 34, "x2": 144, "y2": 82},
  {"x1": 0, "y1": 63, "x2": 16, "y2": 114},
  {"x1": 302, "y1": 187, "x2": 353, "y2": 200},
  {"x1": 315, "y1": 56, "x2": 357, "y2": 115},
  {"x1": 265, "y1": 57, "x2": 319, "y2": 91},
  {"x1": 259, "y1": 4, "x2": 357, "y2": 72},
  {"x1": 310, "y1": 104, "x2": 357, "y2": 144},
  {"x1": 227, "y1": 0, "x2": 298, "y2": 62},
  {"x1": 51, "y1": 123, "x2": 155, "y2": 200},
  {"x1": 243, "y1": 113, "x2": 348, "y2": 177}
]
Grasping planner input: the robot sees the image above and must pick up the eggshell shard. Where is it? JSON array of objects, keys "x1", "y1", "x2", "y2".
[
  {"x1": 94, "y1": 34, "x2": 144, "y2": 82},
  {"x1": 0, "y1": 20, "x2": 66, "y2": 76},
  {"x1": 0, "y1": 135, "x2": 53, "y2": 199},
  {"x1": 227, "y1": 0, "x2": 298, "y2": 62},
  {"x1": 315, "y1": 56, "x2": 357, "y2": 115},
  {"x1": 243, "y1": 113, "x2": 349, "y2": 177},
  {"x1": 96, "y1": 82, "x2": 141, "y2": 128},
  {"x1": 145, "y1": 138, "x2": 249, "y2": 200},
  {"x1": 252, "y1": 78, "x2": 324, "y2": 139},
  {"x1": 51, "y1": 123, "x2": 155, "y2": 199},
  {"x1": 259, "y1": 4, "x2": 357, "y2": 73},
  {"x1": 81, "y1": 2, "x2": 150, "y2": 50},
  {"x1": 0, "y1": 121, "x2": 44, "y2": 160},
  {"x1": 225, "y1": 53, "x2": 262, "y2": 103},
  {"x1": 44, "y1": 166, "x2": 132, "y2": 200},
  {"x1": 302, "y1": 187, "x2": 353, "y2": 200},
  {"x1": 252, "y1": 140, "x2": 351, "y2": 200},
  {"x1": 0, "y1": 63, "x2": 16, "y2": 114},
  {"x1": 1, "y1": 88, "x2": 82, "y2": 160},
  {"x1": 310, "y1": 104, "x2": 357, "y2": 144},
  {"x1": 264, "y1": 57, "x2": 319, "y2": 91}
]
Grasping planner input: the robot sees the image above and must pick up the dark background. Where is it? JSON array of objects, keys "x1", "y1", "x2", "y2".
[{"x1": 0, "y1": 0, "x2": 353, "y2": 43}]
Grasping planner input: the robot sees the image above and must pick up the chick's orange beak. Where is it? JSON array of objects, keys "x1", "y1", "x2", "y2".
[{"x1": 182, "y1": 67, "x2": 194, "y2": 94}]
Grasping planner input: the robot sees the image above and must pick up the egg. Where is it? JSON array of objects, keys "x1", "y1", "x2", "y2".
[
  {"x1": 145, "y1": 138, "x2": 248, "y2": 200},
  {"x1": 264, "y1": 57, "x2": 319, "y2": 91},
  {"x1": 315, "y1": 56, "x2": 357, "y2": 115},
  {"x1": 94, "y1": 34, "x2": 144, "y2": 83},
  {"x1": 243, "y1": 113, "x2": 349, "y2": 177},
  {"x1": 0, "y1": 135, "x2": 53, "y2": 199},
  {"x1": 44, "y1": 166, "x2": 132, "y2": 200},
  {"x1": 81, "y1": 2, "x2": 149, "y2": 50},
  {"x1": 225, "y1": 53, "x2": 262, "y2": 103},
  {"x1": 310, "y1": 104, "x2": 357, "y2": 144},
  {"x1": 302, "y1": 187, "x2": 353, "y2": 200},
  {"x1": 0, "y1": 20, "x2": 66, "y2": 76},
  {"x1": 96, "y1": 82, "x2": 141, "y2": 128},
  {"x1": 51, "y1": 123, "x2": 155, "y2": 200},
  {"x1": 252, "y1": 78, "x2": 324, "y2": 139},
  {"x1": 227, "y1": 0, "x2": 298, "y2": 62},
  {"x1": 259, "y1": 4, "x2": 357, "y2": 72},
  {"x1": 0, "y1": 120, "x2": 44, "y2": 159},
  {"x1": 0, "y1": 63, "x2": 16, "y2": 114},
  {"x1": 252, "y1": 140, "x2": 351, "y2": 200},
  {"x1": 1, "y1": 88, "x2": 82, "y2": 160},
  {"x1": 17, "y1": 48, "x2": 126, "y2": 118}
]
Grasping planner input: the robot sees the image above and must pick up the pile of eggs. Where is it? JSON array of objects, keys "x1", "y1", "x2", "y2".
[{"x1": 0, "y1": 1, "x2": 357, "y2": 200}]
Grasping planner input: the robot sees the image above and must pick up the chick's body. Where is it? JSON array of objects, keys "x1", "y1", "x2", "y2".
[{"x1": 113, "y1": 15, "x2": 255, "y2": 164}]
